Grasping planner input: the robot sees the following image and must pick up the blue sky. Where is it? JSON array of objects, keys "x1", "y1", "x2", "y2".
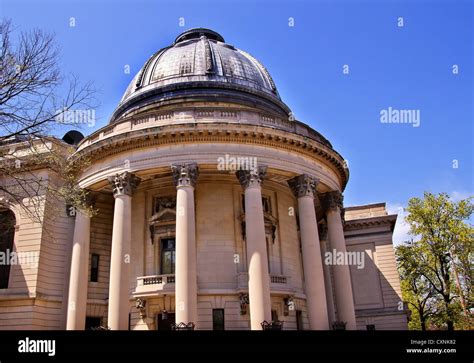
[{"x1": 2, "y1": 0, "x2": 473, "y2": 242}]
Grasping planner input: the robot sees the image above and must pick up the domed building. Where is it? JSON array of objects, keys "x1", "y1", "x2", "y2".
[{"x1": 0, "y1": 28, "x2": 407, "y2": 330}]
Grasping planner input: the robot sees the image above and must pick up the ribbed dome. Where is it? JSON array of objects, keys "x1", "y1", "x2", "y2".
[{"x1": 111, "y1": 28, "x2": 290, "y2": 122}]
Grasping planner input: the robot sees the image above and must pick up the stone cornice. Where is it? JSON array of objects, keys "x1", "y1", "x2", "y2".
[
  {"x1": 343, "y1": 214, "x2": 397, "y2": 232},
  {"x1": 0, "y1": 137, "x2": 73, "y2": 173},
  {"x1": 355, "y1": 307, "x2": 407, "y2": 316},
  {"x1": 80, "y1": 108, "x2": 333, "y2": 150},
  {"x1": 72, "y1": 123, "x2": 349, "y2": 189}
]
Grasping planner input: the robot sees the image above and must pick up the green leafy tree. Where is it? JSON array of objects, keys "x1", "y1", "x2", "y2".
[
  {"x1": 397, "y1": 243, "x2": 435, "y2": 330},
  {"x1": 396, "y1": 192, "x2": 473, "y2": 330}
]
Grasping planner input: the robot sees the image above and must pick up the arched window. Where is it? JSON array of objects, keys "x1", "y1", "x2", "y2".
[{"x1": 0, "y1": 210, "x2": 16, "y2": 289}]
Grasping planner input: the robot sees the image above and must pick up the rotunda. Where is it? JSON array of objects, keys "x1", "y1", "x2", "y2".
[{"x1": 62, "y1": 28, "x2": 405, "y2": 331}]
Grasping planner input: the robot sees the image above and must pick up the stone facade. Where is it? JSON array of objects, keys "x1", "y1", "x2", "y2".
[{"x1": 0, "y1": 28, "x2": 407, "y2": 330}]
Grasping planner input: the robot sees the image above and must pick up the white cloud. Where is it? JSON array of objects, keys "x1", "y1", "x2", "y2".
[
  {"x1": 450, "y1": 191, "x2": 472, "y2": 202},
  {"x1": 386, "y1": 202, "x2": 412, "y2": 246}
]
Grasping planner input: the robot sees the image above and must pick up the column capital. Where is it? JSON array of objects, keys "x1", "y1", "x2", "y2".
[
  {"x1": 108, "y1": 171, "x2": 141, "y2": 197},
  {"x1": 320, "y1": 190, "x2": 344, "y2": 212},
  {"x1": 236, "y1": 166, "x2": 267, "y2": 189},
  {"x1": 288, "y1": 174, "x2": 319, "y2": 198},
  {"x1": 171, "y1": 162, "x2": 199, "y2": 188}
]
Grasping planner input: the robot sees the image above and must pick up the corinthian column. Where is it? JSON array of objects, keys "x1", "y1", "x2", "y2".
[
  {"x1": 236, "y1": 167, "x2": 271, "y2": 330},
  {"x1": 288, "y1": 174, "x2": 329, "y2": 330},
  {"x1": 322, "y1": 191, "x2": 356, "y2": 330},
  {"x1": 171, "y1": 163, "x2": 199, "y2": 327},
  {"x1": 107, "y1": 171, "x2": 141, "y2": 330},
  {"x1": 319, "y1": 223, "x2": 336, "y2": 325},
  {"x1": 66, "y1": 203, "x2": 91, "y2": 330}
]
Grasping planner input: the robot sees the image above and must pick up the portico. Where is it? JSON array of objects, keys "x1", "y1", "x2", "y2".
[{"x1": 66, "y1": 162, "x2": 355, "y2": 330}]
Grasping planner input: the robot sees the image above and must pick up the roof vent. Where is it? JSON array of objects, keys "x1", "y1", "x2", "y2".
[{"x1": 62, "y1": 130, "x2": 85, "y2": 146}]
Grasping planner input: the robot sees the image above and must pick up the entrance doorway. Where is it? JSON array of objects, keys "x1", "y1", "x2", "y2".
[{"x1": 156, "y1": 312, "x2": 175, "y2": 330}]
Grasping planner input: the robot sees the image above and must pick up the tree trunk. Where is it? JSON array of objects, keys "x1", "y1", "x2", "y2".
[
  {"x1": 444, "y1": 297, "x2": 454, "y2": 331},
  {"x1": 420, "y1": 316, "x2": 427, "y2": 331}
]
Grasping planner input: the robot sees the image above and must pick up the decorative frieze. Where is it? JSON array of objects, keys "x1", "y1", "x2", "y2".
[
  {"x1": 239, "y1": 293, "x2": 249, "y2": 315},
  {"x1": 149, "y1": 196, "x2": 177, "y2": 240},
  {"x1": 236, "y1": 166, "x2": 267, "y2": 189},
  {"x1": 135, "y1": 298, "x2": 147, "y2": 318},
  {"x1": 288, "y1": 174, "x2": 318, "y2": 198},
  {"x1": 153, "y1": 196, "x2": 177, "y2": 214},
  {"x1": 107, "y1": 171, "x2": 141, "y2": 197},
  {"x1": 171, "y1": 162, "x2": 199, "y2": 188}
]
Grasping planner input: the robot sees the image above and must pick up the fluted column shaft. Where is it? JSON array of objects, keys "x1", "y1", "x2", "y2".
[
  {"x1": 323, "y1": 191, "x2": 357, "y2": 330},
  {"x1": 66, "y1": 210, "x2": 90, "y2": 330},
  {"x1": 172, "y1": 163, "x2": 199, "y2": 325},
  {"x1": 237, "y1": 167, "x2": 271, "y2": 330},
  {"x1": 288, "y1": 175, "x2": 328, "y2": 329},
  {"x1": 107, "y1": 172, "x2": 141, "y2": 330}
]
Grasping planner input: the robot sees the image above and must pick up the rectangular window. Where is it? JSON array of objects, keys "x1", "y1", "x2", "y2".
[
  {"x1": 160, "y1": 238, "x2": 176, "y2": 274},
  {"x1": 296, "y1": 310, "x2": 303, "y2": 330},
  {"x1": 0, "y1": 210, "x2": 16, "y2": 289},
  {"x1": 212, "y1": 309, "x2": 225, "y2": 330},
  {"x1": 156, "y1": 313, "x2": 175, "y2": 331},
  {"x1": 262, "y1": 196, "x2": 271, "y2": 213},
  {"x1": 271, "y1": 309, "x2": 278, "y2": 322},
  {"x1": 90, "y1": 254, "x2": 99, "y2": 282}
]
